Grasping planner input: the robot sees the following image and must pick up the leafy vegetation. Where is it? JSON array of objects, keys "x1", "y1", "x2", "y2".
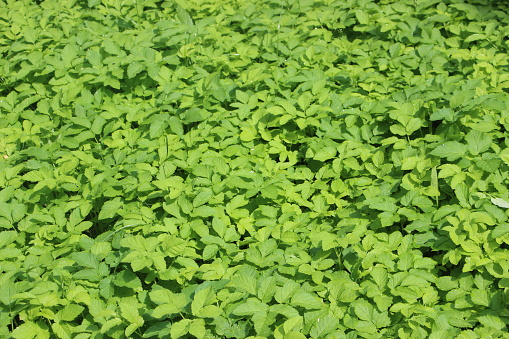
[{"x1": 2, "y1": 0, "x2": 509, "y2": 337}]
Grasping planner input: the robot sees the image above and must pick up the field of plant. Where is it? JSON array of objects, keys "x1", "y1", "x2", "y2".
[{"x1": 2, "y1": 0, "x2": 509, "y2": 337}]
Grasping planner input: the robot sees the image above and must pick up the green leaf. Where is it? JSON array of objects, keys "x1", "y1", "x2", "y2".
[
  {"x1": 371, "y1": 266, "x2": 388, "y2": 288},
  {"x1": 500, "y1": 148, "x2": 509, "y2": 166},
  {"x1": 236, "y1": 90, "x2": 249, "y2": 104},
  {"x1": 202, "y1": 244, "x2": 219, "y2": 260},
  {"x1": 189, "y1": 319, "x2": 206, "y2": 338},
  {"x1": 0, "y1": 231, "x2": 18, "y2": 248},
  {"x1": 150, "y1": 119, "x2": 168, "y2": 139},
  {"x1": 355, "y1": 10, "x2": 369, "y2": 24},
  {"x1": 431, "y1": 141, "x2": 468, "y2": 161},
  {"x1": 471, "y1": 289, "x2": 490, "y2": 307},
  {"x1": 438, "y1": 164, "x2": 462, "y2": 178},
  {"x1": 450, "y1": 90, "x2": 474, "y2": 108},
  {"x1": 119, "y1": 297, "x2": 142, "y2": 324},
  {"x1": 454, "y1": 183, "x2": 471, "y2": 208},
  {"x1": 282, "y1": 332, "x2": 307, "y2": 339},
  {"x1": 91, "y1": 116, "x2": 106, "y2": 134},
  {"x1": 257, "y1": 276, "x2": 277, "y2": 303},
  {"x1": 297, "y1": 92, "x2": 312, "y2": 111},
  {"x1": 169, "y1": 116, "x2": 184, "y2": 136},
  {"x1": 99, "y1": 276, "x2": 114, "y2": 299},
  {"x1": 176, "y1": 5, "x2": 194, "y2": 26},
  {"x1": 70, "y1": 252, "x2": 100, "y2": 269},
  {"x1": 311, "y1": 79, "x2": 326, "y2": 96},
  {"x1": 150, "y1": 288, "x2": 187, "y2": 315},
  {"x1": 465, "y1": 130, "x2": 491, "y2": 155},
  {"x1": 390, "y1": 116, "x2": 423, "y2": 136},
  {"x1": 197, "y1": 305, "x2": 222, "y2": 318},
  {"x1": 127, "y1": 62, "x2": 145, "y2": 78},
  {"x1": 477, "y1": 314, "x2": 506, "y2": 330},
  {"x1": 100, "y1": 318, "x2": 123, "y2": 334},
  {"x1": 240, "y1": 126, "x2": 258, "y2": 142},
  {"x1": 193, "y1": 190, "x2": 213, "y2": 207},
  {"x1": 23, "y1": 170, "x2": 45, "y2": 182},
  {"x1": 491, "y1": 197, "x2": 509, "y2": 209},
  {"x1": 435, "y1": 277, "x2": 458, "y2": 291},
  {"x1": 113, "y1": 270, "x2": 142, "y2": 290},
  {"x1": 313, "y1": 147, "x2": 336, "y2": 162},
  {"x1": 290, "y1": 291, "x2": 323, "y2": 310},
  {"x1": 364, "y1": 196, "x2": 398, "y2": 213},
  {"x1": 181, "y1": 108, "x2": 207, "y2": 123},
  {"x1": 233, "y1": 298, "x2": 268, "y2": 316},
  {"x1": 170, "y1": 319, "x2": 191, "y2": 339},
  {"x1": 61, "y1": 44, "x2": 78, "y2": 68},
  {"x1": 153, "y1": 304, "x2": 181, "y2": 319},
  {"x1": 491, "y1": 223, "x2": 509, "y2": 239},
  {"x1": 430, "y1": 108, "x2": 455, "y2": 122},
  {"x1": 12, "y1": 321, "x2": 49, "y2": 339},
  {"x1": 282, "y1": 316, "x2": 304, "y2": 333},
  {"x1": 191, "y1": 286, "x2": 216, "y2": 317},
  {"x1": 309, "y1": 316, "x2": 338, "y2": 338},
  {"x1": 252, "y1": 311, "x2": 276, "y2": 337},
  {"x1": 98, "y1": 198, "x2": 123, "y2": 220},
  {"x1": 275, "y1": 282, "x2": 300, "y2": 303},
  {"x1": 353, "y1": 300, "x2": 374, "y2": 322},
  {"x1": 59, "y1": 304, "x2": 85, "y2": 321},
  {"x1": 103, "y1": 39, "x2": 123, "y2": 55}
]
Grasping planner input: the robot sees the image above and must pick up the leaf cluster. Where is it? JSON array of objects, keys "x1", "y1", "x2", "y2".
[{"x1": 2, "y1": 0, "x2": 509, "y2": 338}]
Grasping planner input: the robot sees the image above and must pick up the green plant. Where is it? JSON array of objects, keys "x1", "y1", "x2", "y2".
[{"x1": 2, "y1": 0, "x2": 509, "y2": 338}]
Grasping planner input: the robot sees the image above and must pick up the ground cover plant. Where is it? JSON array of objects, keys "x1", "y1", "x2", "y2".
[{"x1": 1, "y1": 0, "x2": 509, "y2": 337}]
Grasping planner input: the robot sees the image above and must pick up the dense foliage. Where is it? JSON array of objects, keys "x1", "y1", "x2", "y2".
[{"x1": 2, "y1": 0, "x2": 509, "y2": 337}]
